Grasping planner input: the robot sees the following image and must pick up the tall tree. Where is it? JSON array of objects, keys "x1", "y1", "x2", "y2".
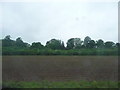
[
  {"x1": 31, "y1": 42, "x2": 44, "y2": 49},
  {"x1": 83, "y1": 36, "x2": 91, "y2": 48},
  {"x1": 74, "y1": 38, "x2": 83, "y2": 49},
  {"x1": 46, "y1": 39, "x2": 65, "y2": 50},
  {"x1": 66, "y1": 38, "x2": 82, "y2": 49},
  {"x1": 104, "y1": 41, "x2": 115, "y2": 48},
  {"x1": 87, "y1": 40, "x2": 96, "y2": 48},
  {"x1": 116, "y1": 43, "x2": 120, "y2": 48},
  {"x1": 66, "y1": 38, "x2": 74, "y2": 49},
  {"x1": 4, "y1": 35, "x2": 11, "y2": 40},
  {"x1": 96, "y1": 39, "x2": 104, "y2": 48},
  {"x1": 15, "y1": 37, "x2": 27, "y2": 47},
  {"x1": 61, "y1": 41, "x2": 65, "y2": 50},
  {"x1": 2, "y1": 35, "x2": 15, "y2": 47}
]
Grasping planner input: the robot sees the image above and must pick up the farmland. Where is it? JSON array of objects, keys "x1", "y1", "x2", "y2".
[{"x1": 2, "y1": 56, "x2": 118, "y2": 88}]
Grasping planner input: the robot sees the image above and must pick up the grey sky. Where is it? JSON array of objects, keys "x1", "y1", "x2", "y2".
[{"x1": 1, "y1": 2, "x2": 118, "y2": 45}]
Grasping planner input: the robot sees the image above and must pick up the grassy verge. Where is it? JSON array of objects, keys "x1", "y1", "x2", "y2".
[{"x1": 2, "y1": 80, "x2": 119, "y2": 88}]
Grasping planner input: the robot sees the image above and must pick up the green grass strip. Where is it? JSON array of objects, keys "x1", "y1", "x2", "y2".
[{"x1": 2, "y1": 80, "x2": 119, "y2": 88}]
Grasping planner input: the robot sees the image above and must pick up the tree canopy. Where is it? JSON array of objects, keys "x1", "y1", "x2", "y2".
[
  {"x1": 66, "y1": 38, "x2": 82, "y2": 49},
  {"x1": 1, "y1": 35, "x2": 119, "y2": 55},
  {"x1": 46, "y1": 39, "x2": 65, "y2": 50}
]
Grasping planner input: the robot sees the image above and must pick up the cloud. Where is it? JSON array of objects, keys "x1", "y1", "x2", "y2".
[{"x1": 1, "y1": 2, "x2": 118, "y2": 45}]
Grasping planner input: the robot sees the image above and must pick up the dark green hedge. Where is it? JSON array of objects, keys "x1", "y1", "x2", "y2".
[{"x1": 2, "y1": 47, "x2": 119, "y2": 56}]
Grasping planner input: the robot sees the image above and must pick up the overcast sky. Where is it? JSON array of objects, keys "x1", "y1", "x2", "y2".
[{"x1": 1, "y1": 2, "x2": 118, "y2": 45}]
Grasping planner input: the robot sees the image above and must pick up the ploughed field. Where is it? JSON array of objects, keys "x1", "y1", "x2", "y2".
[{"x1": 3, "y1": 56, "x2": 118, "y2": 82}]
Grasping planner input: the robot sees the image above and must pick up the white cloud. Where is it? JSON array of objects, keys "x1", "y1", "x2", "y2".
[{"x1": 1, "y1": 2, "x2": 118, "y2": 45}]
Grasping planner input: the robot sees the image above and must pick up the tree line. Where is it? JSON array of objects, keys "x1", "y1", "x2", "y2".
[{"x1": 1, "y1": 35, "x2": 120, "y2": 55}]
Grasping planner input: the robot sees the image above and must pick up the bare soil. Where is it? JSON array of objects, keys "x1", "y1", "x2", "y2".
[{"x1": 2, "y1": 56, "x2": 118, "y2": 82}]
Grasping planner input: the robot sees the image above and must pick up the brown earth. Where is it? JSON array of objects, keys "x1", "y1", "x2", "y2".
[{"x1": 2, "y1": 56, "x2": 118, "y2": 82}]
